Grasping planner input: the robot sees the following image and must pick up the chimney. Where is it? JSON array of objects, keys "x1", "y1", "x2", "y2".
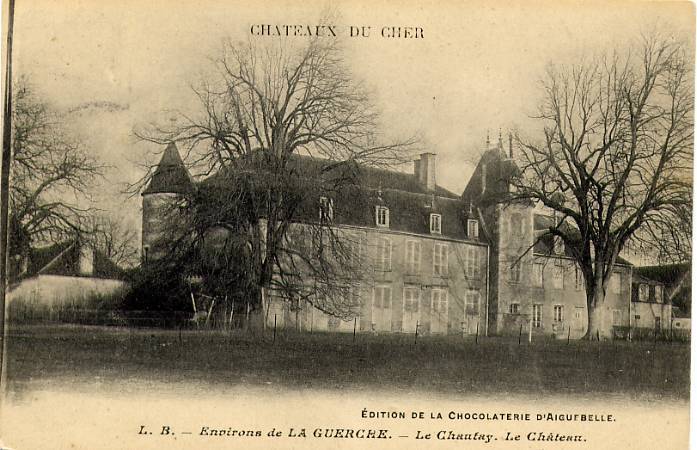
[{"x1": 417, "y1": 152, "x2": 436, "y2": 192}]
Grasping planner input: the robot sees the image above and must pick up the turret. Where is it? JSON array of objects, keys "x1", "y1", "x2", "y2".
[{"x1": 141, "y1": 143, "x2": 193, "y2": 263}]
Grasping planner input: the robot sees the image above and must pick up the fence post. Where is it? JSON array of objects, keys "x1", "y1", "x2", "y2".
[
  {"x1": 414, "y1": 321, "x2": 419, "y2": 345},
  {"x1": 528, "y1": 318, "x2": 533, "y2": 343},
  {"x1": 353, "y1": 317, "x2": 357, "y2": 342},
  {"x1": 475, "y1": 321, "x2": 479, "y2": 344},
  {"x1": 273, "y1": 314, "x2": 277, "y2": 344},
  {"x1": 518, "y1": 323, "x2": 522, "y2": 346}
]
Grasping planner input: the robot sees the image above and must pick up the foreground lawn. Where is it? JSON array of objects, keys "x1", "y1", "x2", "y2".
[{"x1": 6, "y1": 324, "x2": 690, "y2": 400}]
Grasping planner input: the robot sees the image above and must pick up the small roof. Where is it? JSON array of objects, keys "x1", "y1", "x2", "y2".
[{"x1": 142, "y1": 143, "x2": 194, "y2": 195}]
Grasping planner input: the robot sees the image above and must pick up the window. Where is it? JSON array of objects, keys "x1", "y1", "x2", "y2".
[
  {"x1": 533, "y1": 262, "x2": 544, "y2": 287},
  {"x1": 510, "y1": 213, "x2": 523, "y2": 235},
  {"x1": 430, "y1": 288, "x2": 448, "y2": 333},
  {"x1": 509, "y1": 303, "x2": 520, "y2": 314},
  {"x1": 612, "y1": 309, "x2": 622, "y2": 326},
  {"x1": 553, "y1": 236, "x2": 564, "y2": 255},
  {"x1": 552, "y1": 261, "x2": 564, "y2": 289},
  {"x1": 376, "y1": 206, "x2": 390, "y2": 227},
  {"x1": 465, "y1": 290, "x2": 480, "y2": 316},
  {"x1": 465, "y1": 247, "x2": 480, "y2": 278},
  {"x1": 575, "y1": 308, "x2": 583, "y2": 320},
  {"x1": 373, "y1": 286, "x2": 391, "y2": 308},
  {"x1": 467, "y1": 219, "x2": 479, "y2": 238},
  {"x1": 319, "y1": 196, "x2": 333, "y2": 222},
  {"x1": 509, "y1": 262, "x2": 521, "y2": 283},
  {"x1": 376, "y1": 237, "x2": 392, "y2": 271},
  {"x1": 553, "y1": 305, "x2": 564, "y2": 322},
  {"x1": 431, "y1": 289, "x2": 448, "y2": 313},
  {"x1": 372, "y1": 286, "x2": 392, "y2": 331},
  {"x1": 574, "y1": 265, "x2": 583, "y2": 290},
  {"x1": 434, "y1": 243, "x2": 449, "y2": 276},
  {"x1": 634, "y1": 314, "x2": 641, "y2": 320},
  {"x1": 430, "y1": 214, "x2": 442, "y2": 234},
  {"x1": 655, "y1": 285, "x2": 663, "y2": 303},
  {"x1": 638, "y1": 284, "x2": 649, "y2": 302},
  {"x1": 405, "y1": 240, "x2": 421, "y2": 274},
  {"x1": 532, "y1": 304, "x2": 542, "y2": 328},
  {"x1": 610, "y1": 272, "x2": 621, "y2": 294},
  {"x1": 403, "y1": 287, "x2": 420, "y2": 313}
]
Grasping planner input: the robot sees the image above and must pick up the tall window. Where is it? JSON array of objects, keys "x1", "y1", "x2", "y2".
[
  {"x1": 434, "y1": 243, "x2": 449, "y2": 276},
  {"x1": 376, "y1": 206, "x2": 390, "y2": 228},
  {"x1": 638, "y1": 284, "x2": 649, "y2": 302},
  {"x1": 430, "y1": 214, "x2": 442, "y2": 234},
  {"x1": 431, "y1": 289, "x2": 448, "y2": 315},
  {"x1": 403, "y1": 287, "x2": 420, "y2": 314},
  {"x1": 509, "y1": 262, "x2": 521, "y2": 283},
  {"x1": 610, "y1": 272, "x2": 621, "y2": 294},
  {"x1": 319, "y1": 196, "x2": 333, "y2": 222},
  {"x1": 372, "y1": 286, "x2": 392, "y2": 332},
  {"x1": 552, "y1": 261, "x2": 564, "y2": 289},
  {"x1": 574, "y1": 265, "x2": 584, "y2": 291},
  {"x1": 509, "y1": 303, "x2": 520, "y2": 314},
  {"x1": 465, "y1": 290, "x2": 480, "y2": 316},
  {"x1": 376, "y1": 237, "x2": 392, "y2": 271},
  {"x1": 655, "y1": 285, "x2": 663, "y2": 303},
  {"x1": 533, "y1": 262, "x2": 544, "y2": 287},
  {"x1": 465, "y1": 247, "x2": 480, "y2": 278},
  {"x1": 467, "y1": 219, "x2": 479, "y2": 238},
  {"x1": 553, "y1": 236, "x2": 564, "y2": 255},
  {"x1": 405, "y1": 240, "x2": 421, "y2": 274},
  {"x1": 553, "y1": 305, "x2": 564, "y2": 322},
  {"x1": 532, "y1": 304, "x2": 542, "y2": 328}
]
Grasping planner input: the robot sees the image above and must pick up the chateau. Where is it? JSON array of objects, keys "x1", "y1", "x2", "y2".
[{"x1": 141, "y1": 139, "x2": 669, "y2": 339}]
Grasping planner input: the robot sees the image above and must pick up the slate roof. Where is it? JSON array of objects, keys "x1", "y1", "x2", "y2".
[
  {"x1": 142, "y1": 142, "x2": 194, "y2": 195},
  {"x1": 635, "y1": 263, "x2": 691, "y2": 286},
  {"x1": 27, "y1": 240, "x2": 126, "y2": 280},
  {"x1": 195, "y1": 152, "x2": 480, "y2": 242}
]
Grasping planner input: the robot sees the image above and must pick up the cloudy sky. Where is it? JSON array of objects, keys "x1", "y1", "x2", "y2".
[{"x1": 10, "y1": 0, "x2": 695, "y2": 239}]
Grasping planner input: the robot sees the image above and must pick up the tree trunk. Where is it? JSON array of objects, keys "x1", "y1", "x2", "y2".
[{"x1": 585, "y1": 283, "x2": 610, "y2": 340}]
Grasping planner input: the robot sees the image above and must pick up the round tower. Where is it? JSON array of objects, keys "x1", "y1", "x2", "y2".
[{"x1": 141, "y1": 142, "x2": 193, "y2": 263}]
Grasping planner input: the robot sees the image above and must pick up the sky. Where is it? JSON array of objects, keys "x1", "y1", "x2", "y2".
[{"x1": 8, "y1": 0, "x2": 695, "y2": 242}]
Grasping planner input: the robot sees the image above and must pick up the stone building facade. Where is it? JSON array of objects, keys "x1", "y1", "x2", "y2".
[{"x1": 142, "y1": 140, "x2": 637, "y2": 338}]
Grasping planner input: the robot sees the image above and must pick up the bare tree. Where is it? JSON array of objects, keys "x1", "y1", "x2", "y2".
[
  {"x1": 136, "y1": 35, "x2": 413, "y2": 317},
  {"x1": 9, "y1": 78, "x2": 103, "y2": 265},
  {"x1": 511, "y1": 34, "x2": 693, "y2": 339},
  {"x1": 86, "y1": 214, "x2": 139, "y2": 269}
]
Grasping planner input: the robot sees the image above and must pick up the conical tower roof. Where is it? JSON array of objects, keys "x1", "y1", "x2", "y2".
[{"x1": 142, "y1": 143, "x2": 194, "y2": 195}]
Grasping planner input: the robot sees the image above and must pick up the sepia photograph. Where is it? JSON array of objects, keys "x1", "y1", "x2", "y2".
[{"x1": 0, "y1": 0, "x2": 693, "y2": 449}]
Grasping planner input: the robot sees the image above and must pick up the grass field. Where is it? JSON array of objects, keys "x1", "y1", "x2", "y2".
[{"x1": 6, "y1": 324, "x2": 690, "y2": 400}]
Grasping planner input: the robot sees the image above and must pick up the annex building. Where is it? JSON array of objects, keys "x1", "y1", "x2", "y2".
[{"x1": 141, "y1": 139, "x2": 668, "y2": 339}]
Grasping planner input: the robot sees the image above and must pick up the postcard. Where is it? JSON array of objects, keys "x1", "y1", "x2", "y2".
[{"x1": 0, "y1": 1, "x2": 692, "y2": 449}]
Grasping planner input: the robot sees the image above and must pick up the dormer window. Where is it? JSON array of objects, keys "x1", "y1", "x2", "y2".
[
  {"x1": 376, "y1": 206, "x2": 390, "y2": 228},
  {"x1": 319, "y1": 196, "x2": 334, "y2": 222},
  {"x1": 467, "y1": 219, "x2": 479, "y2": 238},
  {"x1": 429, "y1": 213, "x2": 442, "y2": 234}
]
